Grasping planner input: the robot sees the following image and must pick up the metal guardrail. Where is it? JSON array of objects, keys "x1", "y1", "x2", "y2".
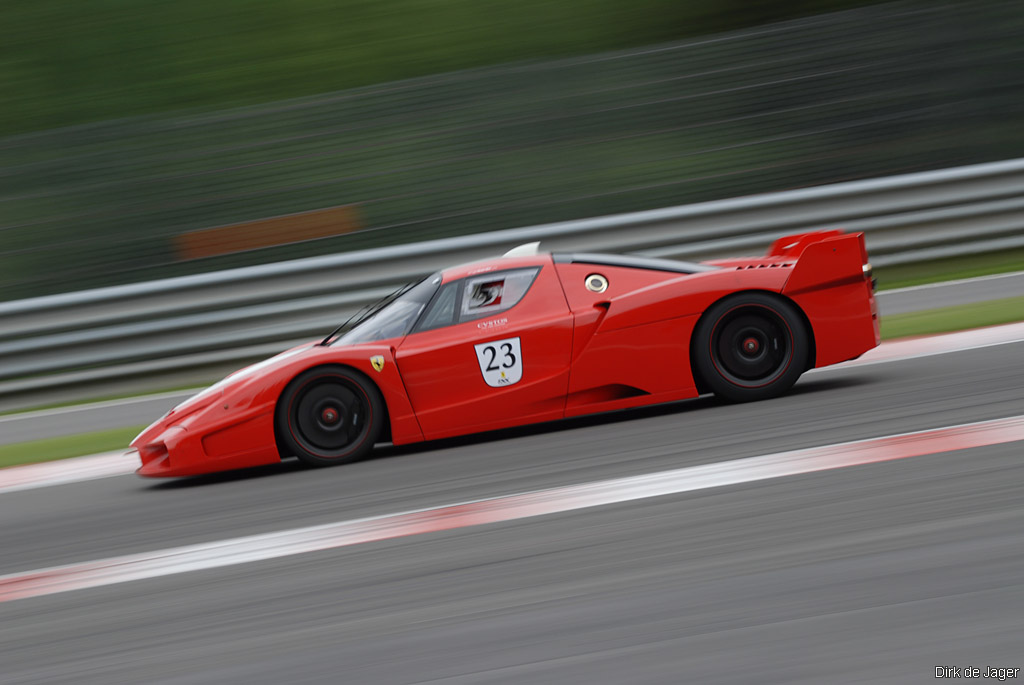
[{"x1": 1, "y1": 157, "x2": 1023, "y2": 404}]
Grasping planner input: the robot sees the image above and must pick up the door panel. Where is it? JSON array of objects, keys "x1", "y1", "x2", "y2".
[{"x1": 396, "y1": 265, "x2": 572, "y2": 439}]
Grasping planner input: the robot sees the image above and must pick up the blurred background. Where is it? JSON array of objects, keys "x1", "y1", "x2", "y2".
[
  {"x1": 2, "y1": 0, "x2": 1023, "y2": 300},
  {"x1": 3, "y1": 5, "x2": 1024, "y2": 683},
  {"x1": 2, "y1": 0, "x2": 1024, "y2": 410}
]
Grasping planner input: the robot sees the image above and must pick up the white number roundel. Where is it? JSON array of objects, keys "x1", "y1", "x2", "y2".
[{"x1": 474, "y1": 337, "x2": 523, "y2": 387}]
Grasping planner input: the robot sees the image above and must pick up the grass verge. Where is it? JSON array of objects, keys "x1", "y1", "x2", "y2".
[
  {"x1": 0, "y1": 426, "x2": 147, "y2": 469},
  {"x1": 879, "y1": 295, "x2": 1024, "y2": 340},
  {"x1": 875, "y1": 248, "x2": 1024, "y2": 291}
]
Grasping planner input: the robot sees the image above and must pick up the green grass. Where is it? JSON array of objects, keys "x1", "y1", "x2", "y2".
[
  {"x1": 0, "y1": 0, "x2": 869, "y2": 136},
  {"x1": 881, "y1": 295, "x2": 1024, "y2": 340},
  {"x1": 0, "y1": 426, "x2": 147, "y2": 469},
  {"x1": 876, "y1": 248, "x2": 1024, "y2": 291}
]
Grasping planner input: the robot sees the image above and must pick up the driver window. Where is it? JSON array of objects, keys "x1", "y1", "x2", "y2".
[
  {"x1": 459, "y1": 268, "x2": 539, "y2": 322},
  {"x1": 417, "y1": 281, "x2": 460, "y2": 332}
]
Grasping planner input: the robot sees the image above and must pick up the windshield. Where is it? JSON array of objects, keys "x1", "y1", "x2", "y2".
[{"x1": 332, "y1": 273, "x2": 442, "y2": 345}]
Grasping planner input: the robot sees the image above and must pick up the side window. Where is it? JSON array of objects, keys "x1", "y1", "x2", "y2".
[
  {"x1": 459, "y1": 268, "x2": 539, "y2": 322},
  {"x1": 416, "y1": 281, "x2": 460, "y2": 332}
]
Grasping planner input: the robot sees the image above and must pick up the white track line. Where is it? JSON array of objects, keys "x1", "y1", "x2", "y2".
[
  {"x1": 830, "y1": 320, "x2": 1024, "y2": 369},
  {"x1": 2, "y1": 413, "x2": 1023, "y2": 603},
  {"x1": 0, "y1": 452, "x2": 136, "y2": 494},
  {"x1": 3, "y1": 321, "x2": 1024, "y2": 496}
]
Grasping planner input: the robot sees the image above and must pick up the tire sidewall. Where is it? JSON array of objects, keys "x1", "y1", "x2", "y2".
[
  {"x1": 693, "y1": 292, "x2": 809, "y2": 403},
  {"x1": 275, "y1": 365, "x2": 385, "y2": 467}
]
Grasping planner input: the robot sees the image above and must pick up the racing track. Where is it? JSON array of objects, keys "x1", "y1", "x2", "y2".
[{"x1": 1, "y1": 340, "x2": 1023, "y2": 682}]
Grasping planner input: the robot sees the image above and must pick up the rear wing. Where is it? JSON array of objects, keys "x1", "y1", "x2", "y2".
[{"x1": 770, "y1": 231, "x2": 871, "y2": 295}]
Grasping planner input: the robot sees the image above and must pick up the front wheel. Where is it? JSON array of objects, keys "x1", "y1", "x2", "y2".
[
  {"x1": 276, "y1": 365, "x2": 385, "y2": 467},
  {"x1": 692, "y1": 293, "x2": 810, "y2": 403}
]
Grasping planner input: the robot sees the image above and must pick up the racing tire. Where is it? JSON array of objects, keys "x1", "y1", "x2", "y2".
[
  {"x1": 276, "y1": 365, "x2": 385, "y2": 467},
  {"x1": 692, "y1": 292, "x2": 810, "y2": 403}
]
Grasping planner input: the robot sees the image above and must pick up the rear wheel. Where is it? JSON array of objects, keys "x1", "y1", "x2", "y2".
[
  {"x1": 276, "y1": 365, "x2": 384, "y2": 467},
  {"x1": 692, "y1": 292, "x2": 809, "y2": 403}
]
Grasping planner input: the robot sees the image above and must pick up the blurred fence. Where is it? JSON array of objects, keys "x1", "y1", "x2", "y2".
[
  {"x1": 1, "y1": 157, "x2": 1023, "y2": 406},
  {"x1": 1, "y1": 0, "x2": 1023, "y2": 302}
]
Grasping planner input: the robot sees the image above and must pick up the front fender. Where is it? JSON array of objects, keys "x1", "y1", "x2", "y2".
[{"x1": 132, "y1": 341, "x2": 426, "y2": 477}]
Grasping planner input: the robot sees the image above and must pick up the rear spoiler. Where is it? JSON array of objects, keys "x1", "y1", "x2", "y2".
[{"x1": 770, "y1": 231, "x2": 871, "y2": 294}]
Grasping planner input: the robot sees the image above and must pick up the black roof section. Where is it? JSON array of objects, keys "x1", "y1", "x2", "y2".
[{"x1": 552, "y1": 252, "x2": 719, "y2": 274}]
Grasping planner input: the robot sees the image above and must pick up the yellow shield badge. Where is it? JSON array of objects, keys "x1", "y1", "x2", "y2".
[{"x1": 370, "y1": 355, "x2": 385, "y2": 373}]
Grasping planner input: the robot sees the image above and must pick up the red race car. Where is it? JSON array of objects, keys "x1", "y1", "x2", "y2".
[{"x1": 131, "y1": 230, "x2": 879, "y2": 477}]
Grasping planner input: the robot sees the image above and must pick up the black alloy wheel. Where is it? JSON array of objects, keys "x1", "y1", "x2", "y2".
[
  {"x1": 692, "y1": 292, "x2": 810, "y2": 403},
  {"x1": 276, "y1": 365, "x2": 385, "y2": 467}
]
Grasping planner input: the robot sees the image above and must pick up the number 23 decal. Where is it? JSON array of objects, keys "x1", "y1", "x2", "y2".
[
  {"x1": 474, "y1": 337, "x2": 523, "y2": 387},
  {"x1": 482, "y1": 342, "x2": 516, "y2": 371}
]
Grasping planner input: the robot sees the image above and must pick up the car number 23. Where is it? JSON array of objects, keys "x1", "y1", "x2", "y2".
[{"x1": 474, "y1": 337, "x2": 523, "y2": 387}]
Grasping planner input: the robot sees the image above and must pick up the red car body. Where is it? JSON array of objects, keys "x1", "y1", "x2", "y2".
[{"x1": 131, "y1": 230, "x2": 879, "y2": 477}]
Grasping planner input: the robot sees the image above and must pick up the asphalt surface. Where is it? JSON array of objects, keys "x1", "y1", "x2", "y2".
[
  {"x1": 1, "y1": 341, "x2": 1023, "y2": 683},
  {"x1": 4, "y1": 271, "x2": 1024, "y2": 446}
]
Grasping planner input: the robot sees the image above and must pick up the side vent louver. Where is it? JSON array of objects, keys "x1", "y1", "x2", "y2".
[{"x1": 734, "y1": 263, "x2": 793, "y2": 270}]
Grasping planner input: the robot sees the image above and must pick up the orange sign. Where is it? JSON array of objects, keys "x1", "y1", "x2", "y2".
[{"x1": 176, "y1": 205, "x2": 360, "y2": 260}]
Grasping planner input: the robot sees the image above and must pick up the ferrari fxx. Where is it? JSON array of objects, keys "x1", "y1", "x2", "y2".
[{"x1": 131, "y1": 231, "x2": 879, "y2": 476}]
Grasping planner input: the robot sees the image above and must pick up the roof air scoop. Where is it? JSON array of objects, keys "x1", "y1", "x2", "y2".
[{"x1": 502, "y1": 242, "x2": 541, "y2": 258}]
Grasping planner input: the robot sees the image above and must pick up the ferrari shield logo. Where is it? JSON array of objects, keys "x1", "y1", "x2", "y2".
[{"x1": 370, "y1": 355, "x2": 385, "y2": 373}]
